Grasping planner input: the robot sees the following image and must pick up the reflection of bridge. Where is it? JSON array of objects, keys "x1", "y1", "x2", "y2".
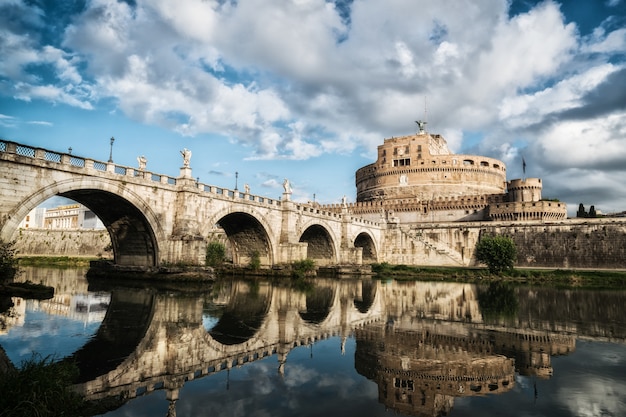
[
  {"x1": 65, "y1": 278, "x2": 626, "y2": 417},
  {"x1": 0, "y1": 140, "x2": 382, "y2": 268},
  {"x1": 75, "y1": 279, "x2": 384, "y2": 402}
]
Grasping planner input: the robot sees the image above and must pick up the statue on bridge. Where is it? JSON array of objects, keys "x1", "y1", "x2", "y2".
[
  {"x1": 180, "y1": 148, "x2": 192, "y2": 168},
  {"x1": 283, "y1": 178, "x2": 292, "y2": 194},
  {"x1": 137, "y1": 155, "x2": 147, "y2": 171}
]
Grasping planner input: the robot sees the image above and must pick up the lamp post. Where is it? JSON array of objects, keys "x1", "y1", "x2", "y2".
[
  {"x1": 108, "y1": 137, "x2": 115, "y2": 163},
  {"x1": 68, "y1": 147, "x2": 72, "y2": 155},
  {"x1": 235, "y1": 171, "x2": 238, "y2": 190}
]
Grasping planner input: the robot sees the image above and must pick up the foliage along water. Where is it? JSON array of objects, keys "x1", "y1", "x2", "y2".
[{"x1": 1, "y1": 267, "x2": 625, "y2": 417}]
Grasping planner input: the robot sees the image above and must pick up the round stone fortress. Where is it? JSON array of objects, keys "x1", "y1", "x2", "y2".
[
  {"x1": 355, "y1": 124, "x2": 507, "y2": 202},
  {"x1": 343, "y1": 123, "x2": 567, "y2": 223}
]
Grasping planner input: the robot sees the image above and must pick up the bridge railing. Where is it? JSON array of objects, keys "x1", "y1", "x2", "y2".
[
  {"x1": 198, "y1": 183, "x2": 281, "y2": 207},
  {"x1": 2, "y1": 139, "x2": 288, "y2": 208},
  {"x1": 0, "y1": 139, "x2": 179, "y2": 186}
]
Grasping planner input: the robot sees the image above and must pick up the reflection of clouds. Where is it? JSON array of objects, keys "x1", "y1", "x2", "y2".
[
  {"x1": 559, "y1": 376, "x2": 626, "y2": 417},
  {"x1": 246, "y1": 362, "x2": 276, "y2": 395},
  {"x1": 284, "y1": 363, "x2": 319, "y2": 388}
]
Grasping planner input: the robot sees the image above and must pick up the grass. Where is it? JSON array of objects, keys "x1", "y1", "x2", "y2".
[
  {"x1": 0, "y1": 354, "x2": 87, "y2": 417},
  {"x1": 17, "y1": 256, "x2": 98, "y2": 268}
]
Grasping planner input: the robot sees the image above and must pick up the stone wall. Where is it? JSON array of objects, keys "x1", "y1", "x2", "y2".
[
  {"x1": 12, "y1": 228, "x2": 111, "y2": 258},
  {"x1": 380, "y1": 218, "x2": 626, "y2": 269},
  {"x1": 480, "y1": 220, "x2": 626, "y2": 269}
]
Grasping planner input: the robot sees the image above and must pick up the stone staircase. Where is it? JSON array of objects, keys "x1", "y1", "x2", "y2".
[{"x1": 401, "y1": 227, "x2": 466, "y2": 266}]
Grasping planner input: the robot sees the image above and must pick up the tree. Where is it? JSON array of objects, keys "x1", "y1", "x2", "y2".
[
  {"x1": 475, "y1": 235, "x2": 517, "y2": 274},
  {"x1": 0, "y1": 239, "x2": 19, "y2": 281}
]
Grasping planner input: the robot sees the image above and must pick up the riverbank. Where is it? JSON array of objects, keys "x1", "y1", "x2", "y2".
[
  {"x1": 371, "y1": 263, "x2": 626, "y2": 288},
  {"x1": 17, "y1": 256, "x2": 100, "y2": 267}
]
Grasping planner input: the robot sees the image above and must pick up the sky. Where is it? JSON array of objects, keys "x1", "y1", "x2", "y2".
[{"x1": 1, "y1": 0, "x2": 625, "y2": 215}]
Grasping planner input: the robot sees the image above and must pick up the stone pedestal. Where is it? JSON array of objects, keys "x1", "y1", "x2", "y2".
[{"x1": 179, "y1": 166, "x2": 192, "y2": 179}]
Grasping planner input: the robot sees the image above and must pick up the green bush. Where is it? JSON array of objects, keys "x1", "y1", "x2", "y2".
[
  {"x1": 475, "y1": 235, "x2": 517, "y2": 274},
  {"x1": 292, "y1": 259, "x2": 315, "y2": 279},
  {"x1": 248, "y1": 250, "x2": 261, "y2": 271},
  {"x1": 205, "y1": 242, "x2": 225, "y2": 267}
]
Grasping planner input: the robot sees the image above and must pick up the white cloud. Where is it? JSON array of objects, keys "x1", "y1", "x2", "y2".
[{"x1": 2, "y1": 0, "x2": 626, "y2": 209}]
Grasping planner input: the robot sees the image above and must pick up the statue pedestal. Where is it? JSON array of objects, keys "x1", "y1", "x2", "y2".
[{"x1": 179, "y1": 166, "x2": 192, "y2": 179}]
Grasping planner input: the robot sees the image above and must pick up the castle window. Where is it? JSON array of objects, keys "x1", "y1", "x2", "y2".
[
  {"x1": 418, "y1": 153, "x2": 422, "y2": 159},
  {"x1": 417, "y1": 145, "x2": 422, "y2": 152},
  {"x1": 480, "y1": 161, "x2": 489, "y2": 167},
  {"x1": 493, "y1": 164, "x2": 500, "y2": 169},
  {"x1": 463, "y1": 159, "x2": 474, "y2": 165}
]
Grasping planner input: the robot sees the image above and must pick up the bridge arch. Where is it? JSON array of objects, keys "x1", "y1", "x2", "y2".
[
  {"x1": 204, "y1": 206, "x2": 276, "y2": 267},
  {"x1": 206, "y1": 282, "x2": 271, "y2": 345},
  {"x1": 354, "y1": 231, "x2": 378, "y2": 263},
  {"x1": 1, "y1": 178, "x2": 165, "y2": 267},
  {"x1": 298, "y1": 285, "x2": 335, "y2": 324},
  {"x1": 298, "y1": 223, "x2": 338, "y2": 265}
]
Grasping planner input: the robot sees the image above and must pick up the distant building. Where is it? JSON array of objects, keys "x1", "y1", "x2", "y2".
[
  {"x1": 19, "y1": 204, "x2": 105, "y2": 230},
  {"x1": 18, "y1": 207, "x2": 46, "y2": 229}
]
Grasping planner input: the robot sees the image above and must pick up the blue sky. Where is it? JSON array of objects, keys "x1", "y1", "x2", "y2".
[{"x1": 1, "y1": 0, "x2": 625, "y2": 214}]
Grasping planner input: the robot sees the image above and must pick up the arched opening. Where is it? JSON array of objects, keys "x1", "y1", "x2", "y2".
[
  {"x1": 354, "y1": 232, "x2": 377, "y2": 263},
  {"x1": 9, "y1": 190, "x2": 158, "y2": 268},
  {"x1": 68, "y1": 289, "x2": 155, "y2": 383},
  {"x1": 11, "y1": 195, "x2": 112, "y2": 259},
  {"x1": 60, "y1": 189, "x2": 158, "y2": 267},
  {"x1": 299, "y1": 225, "x2": 335, "y2": 266},
  {"x1": 354, "y1": 280, "x2": 377, "y2": 313},
  {"x1": 217, "y1": 212, "x2": 272, "y2": 267},
  {"x1": 298, "y1": 286, "x2": 334, "y2": 324},
  {"x1": 206, "y1": 282, "x2": 270, "y2": 345}
]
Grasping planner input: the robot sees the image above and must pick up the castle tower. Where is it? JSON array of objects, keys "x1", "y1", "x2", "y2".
[{"x1": 507, "y1": 178, "x2": 542, "y2": 202}]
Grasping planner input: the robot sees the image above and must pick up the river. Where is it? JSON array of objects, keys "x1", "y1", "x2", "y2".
[{"x1": 1, "y1": 266, "x2": 625, "y2": 417}]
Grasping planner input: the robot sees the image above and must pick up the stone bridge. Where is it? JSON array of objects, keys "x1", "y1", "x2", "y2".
[{"x1": 0, "y1": 140, "x2": 383, "y2": 268}]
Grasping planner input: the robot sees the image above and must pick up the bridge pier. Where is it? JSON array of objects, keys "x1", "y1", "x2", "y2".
[{"x1": 168, "y1": 173, "x2": 206, "y2": 266}]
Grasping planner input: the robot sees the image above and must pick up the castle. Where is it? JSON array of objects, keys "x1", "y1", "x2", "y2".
[{"x1": 346, "y1": 122, "x2": 567, "y2": 224}]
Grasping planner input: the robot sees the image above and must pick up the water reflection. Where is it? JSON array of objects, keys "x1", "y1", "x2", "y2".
[
  {"x1": 1, "y1": 269, "x2": 625, "y2": 417},
  {"x1": 0, "y1": 267, "x2": 110, "y2": 364}
]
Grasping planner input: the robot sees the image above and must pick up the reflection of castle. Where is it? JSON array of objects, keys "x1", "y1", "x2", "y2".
[
  {"x1": 355, "y1": 324, "x2": 515, "y2": 417},
  {"x1": 345, "y1": 126, "x2": 567, "y2": 223}
]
